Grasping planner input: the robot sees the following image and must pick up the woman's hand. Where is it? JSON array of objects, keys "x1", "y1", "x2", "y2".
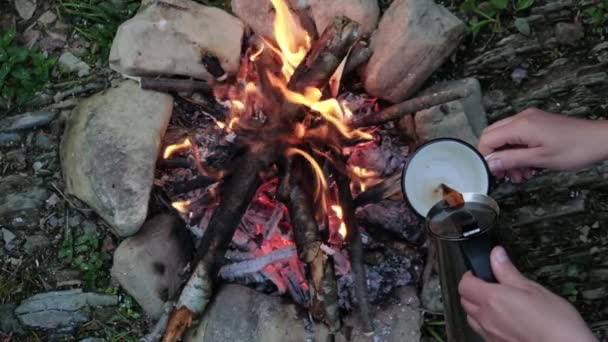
[
  {"x1": 479, "y1": 108, "x2": 608, "y2": 182},
  {"x1": 458, "y1": 246, "x2": 597, "y2": 342}
]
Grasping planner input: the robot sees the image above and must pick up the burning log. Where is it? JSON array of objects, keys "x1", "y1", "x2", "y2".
[
  {"x1": 162, "y1": 149, "x2": 270, "y2": 342},
  {"x1": 351, "y1": 87, "x2": 474, "y2": 128},
  {"x1": 277, "y1": 156, "x2": 341, "y2": 333},
  {"x1": 336, "y1": 173, "x2": 374, "y2": 335},
  {"x1": 139, "y1": 77, "x2": 212, "y2": 94},
  {"x1": 288, "y1": 16, "x2": 361, "y2": 93}
]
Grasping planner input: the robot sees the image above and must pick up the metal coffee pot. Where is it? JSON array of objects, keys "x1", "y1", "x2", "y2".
[{"x1": 402, "y1": 138, "x2": 503, "y2": 342}]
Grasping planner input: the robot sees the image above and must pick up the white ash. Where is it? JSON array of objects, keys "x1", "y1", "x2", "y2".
[{"x1": 337, "y1": 251, "x2": 418, "y2": 311}]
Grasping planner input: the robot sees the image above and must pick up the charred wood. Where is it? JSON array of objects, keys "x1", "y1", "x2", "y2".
[
  {"x1": 351, "y1": 87, "x2": 473, "y2": 128},
  {"x1": 156, "y1": 157, "x2": 193, "y2": 170},
  {"x1": 344, "y1": 44, "x2": 372, "y2": 76},
  {"x1": 288, "y1": 16, "x2": 361, "y2": 93},
  {"x1": 277, "y1": 156, "x2": 341, "y2": 333},
  {"x1": 140, "y1": 77, "x2": 212, "y2": 94},
  {"x1": 201, "y1": 52, "x2": 227, "y2": 81},
  {"x1": 165, "y1": 176, "x2": 217, "y2": 195},
  {"x1": 353, "y1": 172, "x2": 402, "y2": 208},
  {"x1": 162, "y1": 149, "x2": 269, "y2": 342},
  {"x1": 336, "y1": 173, "x2": 374, "y2": 335}
]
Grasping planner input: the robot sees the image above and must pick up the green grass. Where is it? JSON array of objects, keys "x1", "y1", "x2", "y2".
[
  {"x1": 459, "y1": 0, "x2": 535, "y2": 37},
  {"x1": 584, "y1": 0, "x2": 608, "y2": 28},
  {"x1": 59, "y1": 227, "x2": 112, "y2": 290},
  {"x1": 60, "y1": 0, "x2": 140, "y2": 64},
  {"x1": 0, "y1": 29, "x2": 57, "y2": 108}
]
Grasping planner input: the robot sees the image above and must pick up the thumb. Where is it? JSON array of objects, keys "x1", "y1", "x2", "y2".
[
  {"x1": 490, "y1": 246, "x2": 528, "y2": 288},
  {"x1": 486, "y1": 148, "x2": 541, "y2": 173}
]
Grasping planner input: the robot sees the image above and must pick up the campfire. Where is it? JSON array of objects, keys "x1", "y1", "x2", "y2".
[{"x1": 135, "y1": 0, "x2": 471, "y2": 340}]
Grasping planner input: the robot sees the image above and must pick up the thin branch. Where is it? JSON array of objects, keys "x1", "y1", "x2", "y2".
[{"x1": 351, "y1": 87, "x2": 473, "y2": 128}]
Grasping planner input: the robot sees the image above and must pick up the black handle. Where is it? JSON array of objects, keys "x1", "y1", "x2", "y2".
[{"x1": 461, "y1": 233, "x2": 497, "y2": 283}]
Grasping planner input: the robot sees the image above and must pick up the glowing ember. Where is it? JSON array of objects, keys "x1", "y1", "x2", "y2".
[
  {"x1": 331, "y1": 205, "x2": 348, "y2": 239},
  {"x1": 172, "y1": 200, "x2": 191, "y2": 213},
  {"x1": 163, "y1": 138, "x2": 192, "y2": 159}
]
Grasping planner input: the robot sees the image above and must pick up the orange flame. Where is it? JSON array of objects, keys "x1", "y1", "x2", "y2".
[
  {"x1": 249, "y1": 43, "x2": 265, "y2": 62},
  {"x1": 172, "y1": 200, "x2": 191, "y2": 213},
  {"x1": 286, "y1": 147, "x2": 327, "y2": 201},
  {"x1": 331, "y1": 205, "x2": 348, "y2": 239},
  {"x1": 270, "y1": 0, "x2": 311, "y2": 70},
  {"x1": 266, "y1": 72, "x2": 373, "y2": 141},
  {"x1": 163, "y1": 138, "x2": 192, "y2": 159}
]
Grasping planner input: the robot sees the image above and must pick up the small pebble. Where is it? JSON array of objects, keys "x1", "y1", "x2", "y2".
[
  {"x1": 37, "y1": 11, "x2": 57, "y2": 25},
  {"x1": 24, "y1": 235, "x2": 51, "y2": 254},
  {"x1": 0, "y1": 111, "x2": 57, "y2": 133},
  {"x1": 0, "y1": 132, "x2": 22, "y2": 147},
  {"x1": 6, "y1": 150, "x2": 27, "y2": 170},
  {"x1": 554, "y1": 22, "x2": 584, "y2": 46},
  {"x1": 34, "y1": 132, "x2": 54, "y2": 150},
  {"x1": 46, "y1": 194, "x2": 61, "y2": 207},
  {"x1": 511, "y1": 67, "x2": 528, "y2": 84},
  {"x1": 2, "y1": 229, "x2": 17, "y2": 251}
]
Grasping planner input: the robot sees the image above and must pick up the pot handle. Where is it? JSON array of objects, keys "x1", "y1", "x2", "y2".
[{"x1": 461, "y1": 235, "x2": 497, "y2": 283}]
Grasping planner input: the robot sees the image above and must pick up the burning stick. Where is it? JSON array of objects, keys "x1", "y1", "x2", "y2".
[
  {"x1": 162, "y1": 150, "x2": 269, "y2": 342},
  {"x1": 336, "y1": 173, "x2": 374, "y2": 335},
  {"x1": 277, "y1": 156, "x2": 341, "y2": 333},
  {"x1": 288, "y1": 16, "x2": 361, "y2": 92},
  {"x1": 351, "y1": 87, "x2": 473, "y2": 128}
]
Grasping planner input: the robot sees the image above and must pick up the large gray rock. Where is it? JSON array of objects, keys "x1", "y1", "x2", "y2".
[
  {"x1": 110, "y1": 0, "x2": 244, "y2": 80},
  {"x1": 15, "y1": 289, "x2": 117, "y2": 330},
  {"x1": 111, "y1": 214, "x2": 193, "y2": 318},
  {"x1": 363, "y1": 0, "x2": 465, "y2": 103},
  {"x1": 231, "y1": 0, "x2": 281, "y2": 41},
  {"x1": 309, "y1": 0, "x2": 379, "y2": 35},
  {"x1": 413, "y1": 78, "x2": 487, "y2": 146},
  {"x1": 15, "y1": 0, "x2": 37, "y2": 20},
  {"x1": 231, "y1": 0, "x2": 314, "y2": 43},
  {"x1": 61, "y1": 80, "x2": 173, "y2": 237},
  {"x1": 0, "y1": 175, "x2": 49, "y2": 230},
  {"x1": 186, "y1": 284, "x2": 422, "y2": 342},
  {"x1": 185, "y1": 284, "x2": 331, "y2": 342},
  {"x1": 344, "y1": 286, "x2": 422, "y2": 342}
]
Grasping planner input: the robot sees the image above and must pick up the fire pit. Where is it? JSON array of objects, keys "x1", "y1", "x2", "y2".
[{"x1": 59, "y1": 0, "x2": 487, "y2": 340}]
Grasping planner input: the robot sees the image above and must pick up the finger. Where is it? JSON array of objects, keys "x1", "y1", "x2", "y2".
[
  {"x1": 483, "y1": 115, "x2": 519, "y2": 134},
  {"x1": 508, "y1": 168, "x2": 524, "y2": 183},
  {"x1": 458, "y1": 271, "x2": 496, "y2": 305},
  {"x1": 478, "y1": 120, "x2": 522, "y2": 155},
  {"x1": 485, "y1": 148, "x2": 543, "y2": 173},
  {"x1": 467, "y1": 315, "x2": 492, "y2": 341},
  {"x1": 523, "y1": 168, "x2": 536, "y2": 179},
  {"x1": 461, "y1": 297, "x2": 480, "y2": 316},
  {"x1": 491, "y1": 246, "x2": 529, "y2": 289}
]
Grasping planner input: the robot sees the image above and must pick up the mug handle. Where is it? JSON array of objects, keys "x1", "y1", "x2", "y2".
[{"x1": 460, "y1": 234, "x2": 497, "y2": 283}]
